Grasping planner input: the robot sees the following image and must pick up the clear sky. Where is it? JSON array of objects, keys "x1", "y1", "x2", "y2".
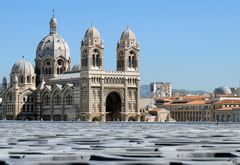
[{"x1": 0, "y1": 0, "x2": 240, "y2": 92}]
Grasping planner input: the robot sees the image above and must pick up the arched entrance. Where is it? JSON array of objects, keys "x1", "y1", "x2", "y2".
[{"x1": 106, "y1": 92, "x2": 122, "y2": 121}]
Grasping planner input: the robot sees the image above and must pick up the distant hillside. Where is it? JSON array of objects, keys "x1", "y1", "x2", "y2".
[
  {"x1": 140, "y1": 84, "x2": 210, "y2": 98},
  {"x1": 172, "y1": 89, "x2": 210, "y2": 95}
]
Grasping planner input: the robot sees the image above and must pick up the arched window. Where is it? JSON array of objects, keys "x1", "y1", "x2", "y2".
[
  {"x1": 57, "y1": 59, "x2": 64, "y2": 74},
  {"x1": 27, "y1": 76, "x2": 31, "y2": 83},
  {"x1": 128, "y1": 56, "x2": 131, "y2": 68},
  {"x1": 44, "y1": 94, "x2": 50, "y2": 105},
  {"x1": 65, "y1": 93, "x2": 73, "y2": 105},
  {"x1": 128, "y1": 51, "x2": 137, "y2": 69},
  {"x1": 96, "y1": 54, "x2": 100, "y2": 67},
  {"x1": 92, "y1": 55, "x2": 96, "y2": 67},
  {"x1": 20, "y1": 76, "x2": 24, "y2": 83},
  {"x1": 54, "y1": 94, "x2": 61, "y2": 105},
  {"x1": 132, "y1": 56, "x2": 135, "y2": 68},
  {"x1": 7, "y1": 93, "x2": 13, "y2": 102},
  {"x1": 92, "y1": 49, "x2": 101, "y2": 68}
]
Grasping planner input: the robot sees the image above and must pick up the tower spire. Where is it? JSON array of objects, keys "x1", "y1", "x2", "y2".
[{"x1": 50, "y1": 10, "x2": 57, "y2": 34}]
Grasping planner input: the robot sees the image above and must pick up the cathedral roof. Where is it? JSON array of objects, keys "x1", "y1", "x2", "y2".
[
  {"x1": 36, "y1": 16, "x2": 70, "y2": 59},
  {"x1": 11, "y1": 58, "x2": 35, "y2": 75},
  {"x1": 51, "y1": 72, "x2": 80, "y2": 81},
  {"x1": 120, "y1": 27, "x2": 136, "y2": 41},
  {"x1": 84, "y1": 26, "x2": 101, "y2": 40}
]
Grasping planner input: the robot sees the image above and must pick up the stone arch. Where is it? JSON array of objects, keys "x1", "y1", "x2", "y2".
[
  {"x1": 53, "y1": 92, "x2": 62, "y2": 106},
  {"x1": 42, "y1": 91, "x2": 51, "y2": 106},
  {"x1": 128, "y1": 116, "x2": 137, "y2": 121},
  {"x1": 105, "y1": 89, "x2": 124, "y2": 121},
  {"x1": 92, "y1": 116, "x2": 101, "y2": 121},
  {"x1": 63, "y1": 88, "x2": 73, "y2": 106},
  {"x1": 43, "y1": 59, "x2": 53, "y2": 75},
  {"x1": 92, "y1": 49, "x2": 102, "y2": 68}
]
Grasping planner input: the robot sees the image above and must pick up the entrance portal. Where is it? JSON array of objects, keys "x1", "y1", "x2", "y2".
[{"x1": 106, "y1": 92, "x2": 122, "y2": 121}]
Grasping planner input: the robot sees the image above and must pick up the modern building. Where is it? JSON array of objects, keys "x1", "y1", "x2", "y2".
[
  {"x1": 1, "y1": 16, "x2": 141, "y2": 121},
  {"x1": 150, "y1": 82, "x2": 172, "y2": 97}
]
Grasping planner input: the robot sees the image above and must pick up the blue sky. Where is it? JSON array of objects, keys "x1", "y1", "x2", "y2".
[{"x1": 0, "y1": 0, "x2": 240, "y2": 92}]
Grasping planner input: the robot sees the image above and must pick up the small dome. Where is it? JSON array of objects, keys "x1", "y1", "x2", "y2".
[
  {"x1": 214, "y1": 86, "x2": 232, "y2": 95},
  {"x1": 72, "y1": 64, "x2": 81, "y2": 72},
  {"x1": 50, "y1": 17, "x2": 57, "y2": 26},
  {"x1": 84, "y1": 26, "x2": 101, "y2": 40},
  {"x1": 11, "y1": 58, "x2": 35, "y2": 75},
  {"x1": 120, "y1": 27, "x2": 136, "y2": 41}
]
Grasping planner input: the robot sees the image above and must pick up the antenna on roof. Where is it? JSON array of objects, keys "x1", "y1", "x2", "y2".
[
  {"x1": 52, "y1": 9, "x2": 55, "y2": 17},
  {"x1": 22, "y1": 56, "x2": 24, "y2": 59}
]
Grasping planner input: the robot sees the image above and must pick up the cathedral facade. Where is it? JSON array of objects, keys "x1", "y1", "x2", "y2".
[{"x1": 1, "y1": 16, "x2": 141, "y2": 121}]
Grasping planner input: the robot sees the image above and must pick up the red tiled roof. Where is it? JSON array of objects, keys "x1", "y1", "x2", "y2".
[{"x1": 215, "y1": 100, "x2": 240, "y2": 104}]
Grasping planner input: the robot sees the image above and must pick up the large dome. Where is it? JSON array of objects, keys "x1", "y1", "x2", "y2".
[
  {"x1": 214, "y1": 86, "x2": 232, "y2": 95},
  {"x1": 36, "y1": 34, "x2": 70, "y2": 58},
  {"x1": 120, "y1": 27, "x2": 136, "y2": 41},
  {"x1": 36, "y1": 16, "x2": 70, "y2": 59},
  {"x1": 84, "y1": 26, "x2": 101, "y2": 40},
  {"x1": 11, "y1": 58, "x2": 35, "y2": 75}
]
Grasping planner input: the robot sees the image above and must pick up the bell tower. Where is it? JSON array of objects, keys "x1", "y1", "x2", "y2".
[
  {"x1": 80, "y1": 26, "x2": 104, "y2": 71},
  {"x1": 116, "y1": 27, "x2": 140, "y2": 72}
]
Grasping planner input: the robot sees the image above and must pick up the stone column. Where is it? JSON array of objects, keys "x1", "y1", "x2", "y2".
[
  {"x1": 35, "y1": 90, "x2": 41, "y2": 120},
  {"x1": 124, "y1": 77, "x2": 128, "y2": 121},
  {"x1": 101, "y1": 76, "x2": 105, "y2": 122}
]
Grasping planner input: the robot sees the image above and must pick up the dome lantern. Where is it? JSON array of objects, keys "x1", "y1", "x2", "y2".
[{"x1": 50, "y1": 15, "x2": 57, "y2": 34}]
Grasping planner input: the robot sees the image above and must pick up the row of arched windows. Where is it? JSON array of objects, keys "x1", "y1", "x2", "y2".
[
  {"x1": 128, "y1": 56, "x2": 137, "y2": 69},
  {"x1": 43, "y1": 93, "x2": 73, "y2": 106},
  {"x1": 11, "y1": 75, "x2": 35, "y2": 84},
  {"x1": 42, "y1": 67, "x2": 66, "y2": 75},
  {"x1": 43, "y1": 67, "x2": 52, "y2": 75},
  {"x1": 117, "y1": 50, "x2": 138, "y2": 70}
]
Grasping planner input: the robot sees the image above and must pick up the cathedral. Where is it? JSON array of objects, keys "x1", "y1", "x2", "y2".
[{"x1": 1, "y1": 16, "x2": 140, "y2": 121}]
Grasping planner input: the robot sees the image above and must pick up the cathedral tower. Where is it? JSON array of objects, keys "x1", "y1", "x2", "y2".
[
  {"x1": 80, "y1": 26, "x2": 104, "y2": 71},
  {"x1": 116, "y1": 27, "x2": 140, "y2": 72}
]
